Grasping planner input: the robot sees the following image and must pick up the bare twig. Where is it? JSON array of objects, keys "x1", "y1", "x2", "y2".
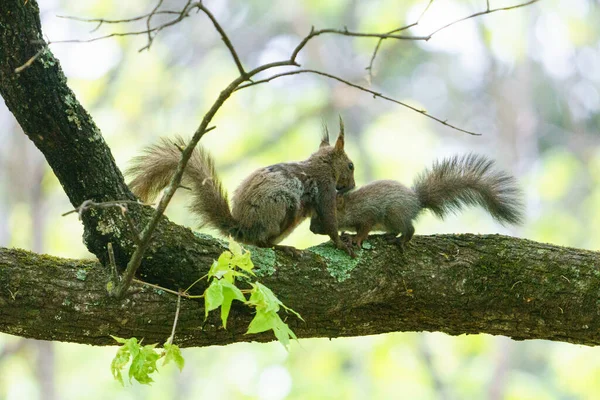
[
  {"x1": 366, "y1": 0, "x2": 538, "y2": 77},
  {"x1": 366, "y1": 0, "x2": 435, "y2": 77},
  {"x1": 427, "y1": 0, "x2": 540, "y2": 39},
  {"x1": 53, "y1": 1, "x2": 199, "y2": 50},
  {"x1": 132, "y1": 278, "x2": 204, "y2": 300},
  {"x1": 290, "y1": 27, "x2": 428, "y2": 63},
  {"x1": 107, "y1": 242, "x2": 119, "y2": 283},
  {"x1": 123, "y1": 212, "x2": 141, "y2": 246},
  {"x1": 62, "y1": 200, "x2": 146, "y2": 217},
  {"x1": 64, "y1": 200, "x2": 144, "y2": 246},
  {"x1": 142, "y1": 0, "x2": 165, "y2": 51},
  {"x1": 236, "y1": 69, "x2": 480, "y2": 135},
  {"x1": 14, "y1": 46, "x2": 46, "y2": 73},
  {"x1": 197, "y1": 3, "x2": 246, "y2": 77},
  {"x1": 133, "y1": 278, "x2": 182, "y2": 297},
  {"x1": 166, "y1": 293, "x2": 182, "y2": 345},
  {"x1": 57, "y1": 10, "x2": 183, "y2": 27}
]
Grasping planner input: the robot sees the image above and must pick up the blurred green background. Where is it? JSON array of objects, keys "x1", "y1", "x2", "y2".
[{"x1": 1, "y1": 0, "x2": 600, "y2": 398}]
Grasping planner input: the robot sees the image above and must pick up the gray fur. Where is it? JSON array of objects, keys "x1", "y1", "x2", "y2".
[{"x1": 311, "y1": 154, "x2": 524, "y2": 247}]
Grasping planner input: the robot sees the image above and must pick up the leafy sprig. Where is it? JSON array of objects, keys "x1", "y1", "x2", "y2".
[{"x1": 110, "y1": 239, "x2": 302, "y2": 386}]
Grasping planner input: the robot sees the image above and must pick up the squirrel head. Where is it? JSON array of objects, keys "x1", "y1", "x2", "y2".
[{"x1": 316, "y1": 116, "x2": 355, "y2": 193}]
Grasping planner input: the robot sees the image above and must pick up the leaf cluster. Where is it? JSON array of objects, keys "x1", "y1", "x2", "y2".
[
  {"x1": 203, "y1": 240, "x2": 303, "y2": 349},
  {"x1": 110, "y1": 336, "x2": 184, "y2": 386}
]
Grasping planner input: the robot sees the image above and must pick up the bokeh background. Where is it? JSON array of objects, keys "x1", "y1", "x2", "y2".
[{"x1": 1, "y1": 0, "x2": 600, "y2": 398}]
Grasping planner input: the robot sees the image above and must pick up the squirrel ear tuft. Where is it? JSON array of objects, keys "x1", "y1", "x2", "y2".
[
  {"x1": 320, "y1": 122, "x2": 330, "y2": 148},
  {"x1": 334, "y1": 115, "x2": 345, "y2": 151}
]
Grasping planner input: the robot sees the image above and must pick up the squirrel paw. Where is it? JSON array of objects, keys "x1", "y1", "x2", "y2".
[
  {"x1": 273, "y1": 244, "x2": 302, "y2": 258},
  {"x1": 384, "y1": 234, "x2": 411, "y2": 252},
  {"x1": 335, "y1": 240, "x2": 356, "y2": 258},
  {"x1": 340, "y1": 232, "x2": 353, "y2": 244}
]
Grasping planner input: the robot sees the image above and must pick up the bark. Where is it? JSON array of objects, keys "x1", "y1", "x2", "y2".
[
  {"x1": 1, "y1": 234, "x2": 600, "y2": 347},
  {"x1": 1, "y1": 0, "x2": 599, "y2": 349}
]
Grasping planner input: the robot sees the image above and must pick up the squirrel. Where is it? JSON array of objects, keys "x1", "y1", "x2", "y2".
[
  {"x1": 309, "y1": 153, "x2": 524, "y2": 248},
  {"x1": 127, "y1": 118, "x2": 356, "y2": 255}
]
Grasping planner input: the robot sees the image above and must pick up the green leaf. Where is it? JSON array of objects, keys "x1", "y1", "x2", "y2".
[
  {"x1": 204, "y1": 280, "x2": 224, "y2": 318},
  {"x1": 219, "y1": 280, "x2": 246, "y2": 329},
  {"x1": 229, "y1": 238, "x2": 243, "y2": 256},
  {"x1": 248, "y1": 282, "x2": 303, "y2": 321},
  {"x1": 246, "y1": 310, "x2": 278, "y2": 334},
  {"x1": 233, "y1": 251, "x2": 255, "y2": 275},
  {"x1": 110, "y1": 335, "x2": 129, "y2": 344},
  {"x1": 111, "y1": 343, "x2": 132, "y2": 386},
  {"x1": 247, "y1": 282, "x2": 281, "y2": 313},
  {"x1": 163, "y1": 343, "x2": 185, "y2": 372},
  {"x1": 129, "y1": 344, "x2": 160, "y2": 385},
  {"x1": 110, "y1": 337, "x2": 143, "y2": 386},
  {"x1": 246, "y1": 310, "x2": 298, "y2": 350},
  {"x1": 208, "y1": 252, "x2": 233, "y2": 280},
  {"x1": 271, "y1": 313, "x2": 297, "y2": 350}
]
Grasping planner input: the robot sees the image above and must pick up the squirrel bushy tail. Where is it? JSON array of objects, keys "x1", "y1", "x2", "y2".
[
  {"x1": 126, "y1": 136, "x2": 237, "y2": 235},
  {"x1": 412, "y1": 154, "x2": 524, "y2": 225}
]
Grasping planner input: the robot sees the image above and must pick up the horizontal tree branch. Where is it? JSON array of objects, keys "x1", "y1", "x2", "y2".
[{"x1": 1, "y1": 233, "x2": 599, "y2": 347}]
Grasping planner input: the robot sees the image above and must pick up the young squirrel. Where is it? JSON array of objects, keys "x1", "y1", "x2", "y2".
[
  {"x1": 310, "y1": 154, "x2": 524, "y2": 247},
  {"x1": 127, "y1": 119, "x2": 356, "y2": 255}
]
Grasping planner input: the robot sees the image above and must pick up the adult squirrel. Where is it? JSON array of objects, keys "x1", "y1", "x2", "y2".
[
  {"x1": 127, "y1": 119, "x2": 356, "y2": 255},
  {"x1": 310, "y1": 154, "x2": 524, "y2": 247}
]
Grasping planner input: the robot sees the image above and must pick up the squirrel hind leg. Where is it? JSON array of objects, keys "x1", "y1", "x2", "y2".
[
  {"x1": 352, "y1": 225, "x2": 372, "y2": 248},
  {"x1": 384, "y1": 225, "x2": 415, "y2": 250},
  {"x1": 398, "y1": 225, "x2": 416, "y2": 251}
]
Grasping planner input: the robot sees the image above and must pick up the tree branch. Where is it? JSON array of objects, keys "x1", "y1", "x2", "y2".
[
  {"x1": 1, "y1": 234, "x2": 599, "y2": 347},
  {"x1": 366, "y1": 0, "x2": 435, "y2": 78},
  {"x1": 236, "y1": 69, "x2": 480, "y2": 135},
  {"x1": 427, "y1": 0, "x2": 540, "y2": 39}
]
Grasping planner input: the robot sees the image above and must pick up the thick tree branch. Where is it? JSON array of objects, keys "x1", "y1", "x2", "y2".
[{"x1": 1, "y1": 234, "x2": 599, "y2": 347}]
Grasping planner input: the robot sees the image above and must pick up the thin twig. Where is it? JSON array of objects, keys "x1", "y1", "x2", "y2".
[
  {"x1": 62, "y1": 200, "x2": 146, "y2": 217},
  {"x1": 107, "y1": 242, "x2": 119, "y2": 283},
  {"x1": 132, "y1": 278, "x2": 204, "y2": 300},
  {"x1": 142, "y1": 0, "x2": 165, "y2": 51},
  {"x1": 417, "y1": 0, "x2": 437, "y2": 22},
  {"x1": 139, "y1": 0, "x2": 194, "y2": 52},
  {"x1": 237, "y1": 69, "x2": 480, "y2": 135},
  {"x1": 290, "y1": 27, "x2": 428, "y2": 63},
  {"x1": 14, "y1": 46, "x2": 46, "y2": 73},
  {"x1": 366, "y1": 0, "x2": 539, "y2": 76},
  {"x1": 133, "y1": 278, "x2": 182, "y2": 296},
  {"x1": 57, "y1": 10, "x2": 183, "y2": 26},
  {"x1": 197, "y1": 4, "x2": 246, "y2": 77},
  {"x1": 365, "y1": 23, "x2": 418, "y2": 79},
  {"x1": 427, "y1": 0, "x2": 540, "y2": 39},
  {"x1": 52, "y1": 1, "x2": 199, "y2": 49},
  {"x1": 123, "y1": 212, "x2": 142, "y2": 246},
  {"x1": 64, "y1": 200, "x2": 145, "y2": 245},
  {"x1": 166, "y1": 293, "x2": 182, "y2": 345},
  {"x1": 183, "y1": 274, "x2": 208, "y2": 294}
]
